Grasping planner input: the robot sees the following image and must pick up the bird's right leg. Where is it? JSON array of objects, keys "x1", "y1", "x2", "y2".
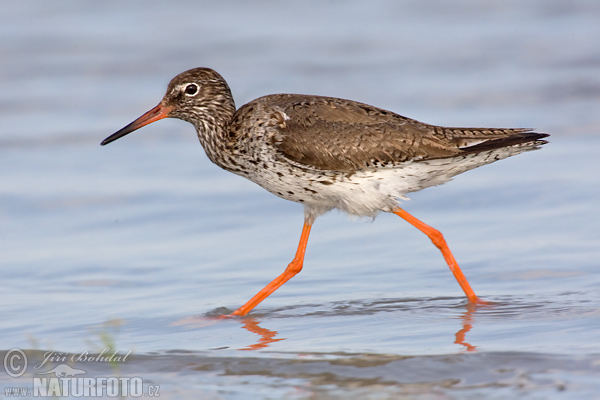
[{"x1": 392, "y1": 208, "x2": 480, "y2": 303}]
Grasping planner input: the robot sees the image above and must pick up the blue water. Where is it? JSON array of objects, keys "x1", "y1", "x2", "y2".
[{"x1": 2, "y1": 1, "x2": 600, "y2": 398}]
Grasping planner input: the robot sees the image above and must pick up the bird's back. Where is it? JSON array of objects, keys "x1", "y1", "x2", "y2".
[{"x1": 231, "y1": 93, "x2": 548, "y2": 173}]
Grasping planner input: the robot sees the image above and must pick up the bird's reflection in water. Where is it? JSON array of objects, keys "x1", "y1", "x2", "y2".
[
  {"x1": 454, "y1": 302, "x2": 480, "y2": 352},
  {"x1": 173, "y1": 299, "x2": 482, "y2": 352},
  {"x1": 237, "y1": 300, "x2": 483, "y2": 352},
  {"x1": 238, "y1": 317, "x2": 285, "y2": 350},
  {"x1": 171, "y1": 313, "x2": 285, "y2": 350}
]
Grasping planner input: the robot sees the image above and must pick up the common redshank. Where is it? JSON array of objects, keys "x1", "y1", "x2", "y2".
[{"x1": 101, "y1": 68, "x2": 548, "y2": 317}]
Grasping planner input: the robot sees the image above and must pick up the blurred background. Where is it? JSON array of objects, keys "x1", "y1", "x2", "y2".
[{"x1": 1, "y1": 1, "x2": 599, "y2": 398}]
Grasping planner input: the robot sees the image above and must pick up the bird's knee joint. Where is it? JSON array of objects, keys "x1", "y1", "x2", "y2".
[
  {"x1": 285, "y1": 259, "x2": 303, "y2": 274},
  {"x1": 428, "y1": 228, "x2": 446, "y2": 248}
]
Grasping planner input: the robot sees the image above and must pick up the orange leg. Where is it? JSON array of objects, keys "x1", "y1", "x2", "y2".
[
  {"x1": 393, "y1": 209, "x2": 479, "y2": 303},
  {"x1": 229, "y1": 222, "x2": 312, "y2": 317}
]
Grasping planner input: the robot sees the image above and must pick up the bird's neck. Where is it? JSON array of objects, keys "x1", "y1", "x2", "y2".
[{"x1": 193, "y1": 99, "x2": 237, "y2": 169}]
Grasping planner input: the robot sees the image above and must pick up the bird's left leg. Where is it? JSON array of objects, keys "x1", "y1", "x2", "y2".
[
  {"x1": 229, "y1": 221, "x2": 312, "y2": 317},
  {"x1": 392, "y1": 208, "x2": 480, "y2": 303}
]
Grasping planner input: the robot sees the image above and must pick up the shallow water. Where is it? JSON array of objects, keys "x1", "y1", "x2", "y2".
[{"x1": 2, "y1": 1, "x2": 600, "y2": 399}]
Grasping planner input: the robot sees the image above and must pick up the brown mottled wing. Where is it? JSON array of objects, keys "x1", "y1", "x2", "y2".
[
  {"x1": 260, "y1": 94, "x2": 446, "y2": 172},
  {"x1": 260, "y1": 94, "x2": 527, "y2": 172},
  {"x1": 261, "y1": 94, "x2": 545, "y2": 172}
]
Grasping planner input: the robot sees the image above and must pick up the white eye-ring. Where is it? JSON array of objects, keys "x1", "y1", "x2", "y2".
[{"x1": 184, "y1": 83, "x2": 199, "y2": 96}]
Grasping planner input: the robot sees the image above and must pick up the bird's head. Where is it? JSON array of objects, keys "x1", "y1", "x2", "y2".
[{"x1": 101, "y1": 68, "x2": 235, "y2": 146}]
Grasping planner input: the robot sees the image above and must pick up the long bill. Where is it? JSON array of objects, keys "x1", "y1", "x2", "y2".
[{"x1": 101, "y1": 103, "x2": 173, "y2": 146}]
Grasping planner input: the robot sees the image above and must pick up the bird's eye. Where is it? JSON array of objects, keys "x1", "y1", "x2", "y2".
[{"x1": 184, "y1": 83, "x2": 199, "y2": 96}]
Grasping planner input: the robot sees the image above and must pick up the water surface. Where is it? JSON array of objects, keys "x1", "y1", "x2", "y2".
[{"x1": 1, "y1": 1, "x2": 599, "y2": 398}]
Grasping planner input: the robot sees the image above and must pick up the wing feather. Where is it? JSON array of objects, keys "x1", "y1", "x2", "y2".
[{"x1": 236, "y1": 94, "x2": 547, "y2": 172}]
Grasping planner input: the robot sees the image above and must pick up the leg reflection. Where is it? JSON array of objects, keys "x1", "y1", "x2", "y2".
[
  {"x1": 454, "y1": 302, "x2": 478, "y2": 351},
  {"x1": 239, "y1": 317, "x2": 285, "y2": 350}
]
